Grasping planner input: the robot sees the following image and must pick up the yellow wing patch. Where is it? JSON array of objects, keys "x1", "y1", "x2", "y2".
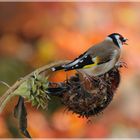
[{"x1": 83, "y1": 56, "x2": 100, "y2": 69}]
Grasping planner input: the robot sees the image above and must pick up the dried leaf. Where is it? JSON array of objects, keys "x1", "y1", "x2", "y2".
[{"x1": 14, "y1": 96, "x2": 31, "y2": 138}]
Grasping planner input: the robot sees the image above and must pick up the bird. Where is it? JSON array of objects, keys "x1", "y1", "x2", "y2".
[{"x1": 51, "y1": 33, "x2": 128, "y2": 77}]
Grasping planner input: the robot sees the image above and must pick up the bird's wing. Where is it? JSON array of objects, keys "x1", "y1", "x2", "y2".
[
  {"x1": 65, "y1": 54, "x2": 94, "y2": 70},
  {"x1": 82, "y1": 53, "x2": 112, "y2": 69},
  {"x1": 64, "y1": 51, "x2": 112, "y2": 71}
]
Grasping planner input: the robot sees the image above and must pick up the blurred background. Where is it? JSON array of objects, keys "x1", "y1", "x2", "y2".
[{"x1": 0, "y1": 2, "x2": 140, "y2": 138}]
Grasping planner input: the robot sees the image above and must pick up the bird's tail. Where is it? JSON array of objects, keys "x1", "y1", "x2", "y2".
[{"x1": 51, "y1": 65, "x2": 64, "y2": 72}]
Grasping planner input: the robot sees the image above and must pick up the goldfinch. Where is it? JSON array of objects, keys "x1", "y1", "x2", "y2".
[{"x1": 51, "y1": 33, "x2": 128, "y2": 76}]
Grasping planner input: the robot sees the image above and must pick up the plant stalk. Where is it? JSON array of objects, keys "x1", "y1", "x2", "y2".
[{"x1": 0, "y1": 60, "x2": 70, "y2": 113}]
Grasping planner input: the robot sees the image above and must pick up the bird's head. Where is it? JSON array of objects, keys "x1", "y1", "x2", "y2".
[{"x1": 107, "y1": 33, "x2": 128, "y2": 48}]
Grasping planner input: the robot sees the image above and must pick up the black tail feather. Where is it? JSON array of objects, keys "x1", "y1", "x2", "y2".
[{"x1": 51, "y1": 65, "x2": 64, "y2": 71}]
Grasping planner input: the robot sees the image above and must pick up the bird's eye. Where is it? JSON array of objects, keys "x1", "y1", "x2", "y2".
[{"x1": 119, "y1": 37, "x2": 124, "y2": 42}]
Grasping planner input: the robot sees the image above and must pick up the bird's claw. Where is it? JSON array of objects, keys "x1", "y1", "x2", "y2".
[{"x1": 115, "y1": 61, "x2": 127, "y2": 68}]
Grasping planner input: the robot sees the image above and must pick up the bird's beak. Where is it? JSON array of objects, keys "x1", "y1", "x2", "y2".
[{"x1": 123, "y1": 38, "x2": 128, "y2": 45}]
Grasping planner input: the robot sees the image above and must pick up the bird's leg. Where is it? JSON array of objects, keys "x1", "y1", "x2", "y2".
[{"x1": 115, "y1": 61, "x2": 127, "y2": 68}]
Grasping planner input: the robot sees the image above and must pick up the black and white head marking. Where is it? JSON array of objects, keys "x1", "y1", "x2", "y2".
[
  {"x1": 114, "y1": 34, "x2": 122, "y2": 48},
  {"x1": 107, "y1": 33, "x2": 127, "y2": 48}
]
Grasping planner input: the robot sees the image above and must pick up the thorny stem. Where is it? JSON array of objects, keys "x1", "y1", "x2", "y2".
[{"x1": 0, "y1": 60, "x2": 70, "y2": 113}]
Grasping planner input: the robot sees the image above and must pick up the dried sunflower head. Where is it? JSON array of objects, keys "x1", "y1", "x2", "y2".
[{"x1": 48, "y1": 67, "x2": 121, "y2": 118}]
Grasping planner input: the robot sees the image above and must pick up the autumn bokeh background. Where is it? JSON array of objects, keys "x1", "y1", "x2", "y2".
[{"x1": 0, "y1": 2, "x2": 140, "y2": 138}]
